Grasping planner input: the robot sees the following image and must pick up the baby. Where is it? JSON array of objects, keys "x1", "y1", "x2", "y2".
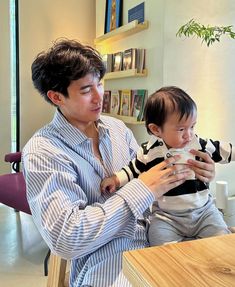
[{"x1": 101, "y1": 86, "x2": 234, "y2": 246}]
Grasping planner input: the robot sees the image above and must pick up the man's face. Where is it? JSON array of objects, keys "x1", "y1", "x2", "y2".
[{"x1": 58, "y1": 73, "x2": 104, "y2": 130}]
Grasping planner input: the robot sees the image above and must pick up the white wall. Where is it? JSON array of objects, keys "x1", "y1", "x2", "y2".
[
  {"x1": 0, "y1": 0, "x2": 95, "y2": 173},
  {"x1": 96, "y1": 0, "x2": 235, "y2": 196},
  {"x1": 20, "y1": 0, "x2": 96, "y2": 149},
  {"x1": 163, "y1": 0, "x2": 235, "y2": 196}
]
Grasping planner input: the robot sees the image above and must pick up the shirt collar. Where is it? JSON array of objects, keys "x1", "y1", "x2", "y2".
[
  {"x1": 146, "y1": 134, "x2": 201, "y2": 151},
  {"x1": 51, "y1": 109, "x2": 108, "y2": 147},
  {"x1": 146, "y1": 135, "x2": 165, "y2": 150}
]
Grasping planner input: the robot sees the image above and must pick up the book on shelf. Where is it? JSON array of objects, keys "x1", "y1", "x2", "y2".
[
  {"x1": 102, "y1": 54, "x2": 113, "y2": 73},
  {"x1": 120, "y1": 89, "x2": 132, "y2": 116},
  {"x1": 136, "y1": 48, "x2": 146, "y2": 73},
  {"x1": 104, "y1": 49, "x2": 146, "y2": 74},
  {"x1": 102, "y1": 89, "x2": 148, "y2": 122},
  {"x1": 110, "y1": 90, "x2": 120, "y2": 115},
  {"x1": 112, "y1": 51, "x2": 123, "y2": 72},
  {"x1": 102, "y1": 90, "x2": 111, "y2": 113},
  {"x1": 131, "y1": 89, "x2": 147, "y2": 121},
  {"x1": 107, "y1": 54, "x2": 113, "y2": 72},
  {"x1": 128, "y1": 2, "x2": 145, "y2": 24},
  {"x1": 140, "y1": 89, "x2": 148, "y2": 121},
  {"x1": 123, "y1": 48, "x2": 137, "y2": 70},
  {"x1": 102, "y1": 54, "x2": 108, "y2": 71}
]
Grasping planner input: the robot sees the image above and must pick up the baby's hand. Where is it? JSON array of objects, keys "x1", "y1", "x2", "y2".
[{"x1": 100, "y1": 175, "x2": 118, "y2": 193}]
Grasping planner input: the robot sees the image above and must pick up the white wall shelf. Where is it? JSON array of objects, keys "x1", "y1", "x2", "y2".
[
  {"x1": 95, "y1": 20, "x2": 149, "y2": 46},
  {"x1": 104, "y1": 69, "x2": 147, "y2": 80}
]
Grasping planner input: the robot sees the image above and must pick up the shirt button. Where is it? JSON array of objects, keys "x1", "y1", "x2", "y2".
[{"x1": 159, "y1": 142, "x2": 163, "y2": 146}]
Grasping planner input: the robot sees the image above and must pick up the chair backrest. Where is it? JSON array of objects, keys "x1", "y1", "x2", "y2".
[
  {"x1": 0, "y1": 152, "x2": 31, "y2": 214},
  {"x1": 0, "y1": 172, "x2": 30, "y2": 214},
  {"x1": 1, "y1": 152, "x2": 69, "y2": 286}
]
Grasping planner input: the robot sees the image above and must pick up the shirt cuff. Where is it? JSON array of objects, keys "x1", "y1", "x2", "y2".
[
  {"x1": 116, "y1": 178, "x2": 155, "y2": 218},
  {"x1": 115, "y1": 169, "x2": 129, "y2": 187}
]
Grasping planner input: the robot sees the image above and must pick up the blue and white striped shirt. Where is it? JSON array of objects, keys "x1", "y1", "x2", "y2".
[{"x1": 22, "y1": 110, "x2": 154, "y2": 287}]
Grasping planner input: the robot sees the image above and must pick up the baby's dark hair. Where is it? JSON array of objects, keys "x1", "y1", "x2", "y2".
[
  {"x1": 144, "y1": 86, "x2": 197, "y2": 134},
  {"x1": 31, "y1": 38, "x2": 106, "y2": 106}
]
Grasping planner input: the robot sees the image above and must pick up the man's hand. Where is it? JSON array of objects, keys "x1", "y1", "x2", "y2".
[
  {"x1": 139, "y1": 155, "x2": 191, "y2": 200},
  {"x1": 187, "y1": 149, "x2": 215, "y2": 183}
]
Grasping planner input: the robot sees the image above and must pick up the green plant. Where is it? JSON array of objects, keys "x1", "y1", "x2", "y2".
[{"x1": 176, "y1": 19, "x2": 235, "y2": 47}]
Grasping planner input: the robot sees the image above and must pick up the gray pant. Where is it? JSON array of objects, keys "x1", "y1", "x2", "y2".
[{"x1": 148, "y1": 195, "x2": 231, "y2": 246}]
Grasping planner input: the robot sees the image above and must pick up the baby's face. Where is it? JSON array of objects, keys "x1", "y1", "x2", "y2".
[{"x1": 159, "y1": 111, "x2": 197, "y2": 149}]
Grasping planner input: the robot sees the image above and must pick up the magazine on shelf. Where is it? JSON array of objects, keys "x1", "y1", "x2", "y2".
[
  {"x1": 120, "y1": 89, "x2": 132, "y2": 116},
  {"x1": 136, "y1": 48, "x2": 146, "y2": 73},
  {"x1": 128, "y1": 2, "x2": 145, "y2": 24},
  {"x1": 131, "y1": 89, "x2": 147, "y2": 121},
  {"x1": 110, "y1": 90, "x2": 120, "y2": 115},
  {"x1": 103, "y1": 49, "x2": 146, "y2": 74},
  {"x1": 140, "y1": 89, "x2": 148, "y2": 121},
  {"x1": 123, "y1": 48, "x2": 137, "y2": 70},
  {"x1": 107, "y1": 54, "x2": 113, "y2": 72},
  {"x1": 102, "y1": 54, "x2": 108, "y2": 71},
  {"x1": 102, "y1": 54, "x2": 113, "y2": 73},
  {"x1": 102, "y1": 90, "x2": 111, "y2": 113},
  {"x1": 112, "y1": 51, "x2": 123, "y2": 72}
]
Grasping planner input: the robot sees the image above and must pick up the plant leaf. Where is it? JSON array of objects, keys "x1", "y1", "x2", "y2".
[{"x1": 176, "y1": 19, "x2": 235, "y2": 46}]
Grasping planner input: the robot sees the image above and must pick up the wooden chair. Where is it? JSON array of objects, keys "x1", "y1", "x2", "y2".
[
  {"x1": 47, "y1": 254, "x2": 69, "y2": 287},
  {"x1": 0, "y1": 152, "x2": 50, "y2": 275}
]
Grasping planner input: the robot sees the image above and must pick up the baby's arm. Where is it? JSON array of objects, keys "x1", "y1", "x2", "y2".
[
  {"x1": 100, "y1": 175, "x2": 120, "y2": 193},
  {"x1": 101, "y1": 151, "x2": 143, "y2": 193}
]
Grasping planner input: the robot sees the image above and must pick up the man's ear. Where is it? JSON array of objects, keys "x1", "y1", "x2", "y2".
[
  {"x1": 47, "y1": 90, "x2": 63, "y2": 106},
  {"x1": 148, "y1": 123, "x2": 161, "y2": 137}
]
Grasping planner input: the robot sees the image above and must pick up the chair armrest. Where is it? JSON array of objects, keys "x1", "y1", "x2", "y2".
[
  {"x1": 4, "y1": 152, "x2": 22, "y2": 172},
  {"x1": 4, "y1": 152, "x2": 22, "y2": 163}
]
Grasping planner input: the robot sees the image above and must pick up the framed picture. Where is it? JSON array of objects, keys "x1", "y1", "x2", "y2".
[{"x1": 104, "y1": 0, "x2": 123, "y2": 34}]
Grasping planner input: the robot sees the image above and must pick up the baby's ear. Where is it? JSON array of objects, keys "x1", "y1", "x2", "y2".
[{"x1": 148, "y1": 123, "x2": 161, "y2": 137}]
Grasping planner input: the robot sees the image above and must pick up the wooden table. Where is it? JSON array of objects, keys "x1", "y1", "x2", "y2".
[{"x1": 123, "y1": 234, "x2": 235, "y2": 286}]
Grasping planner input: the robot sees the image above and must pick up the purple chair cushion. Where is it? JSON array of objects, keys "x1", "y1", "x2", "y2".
[{"x1": 0, "y1": 172, "x2": 31, "y2": 214}]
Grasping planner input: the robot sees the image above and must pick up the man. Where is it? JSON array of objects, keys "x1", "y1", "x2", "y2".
[{"x1": 22, "y1": 39, "x2": 215, "y2": 286}]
